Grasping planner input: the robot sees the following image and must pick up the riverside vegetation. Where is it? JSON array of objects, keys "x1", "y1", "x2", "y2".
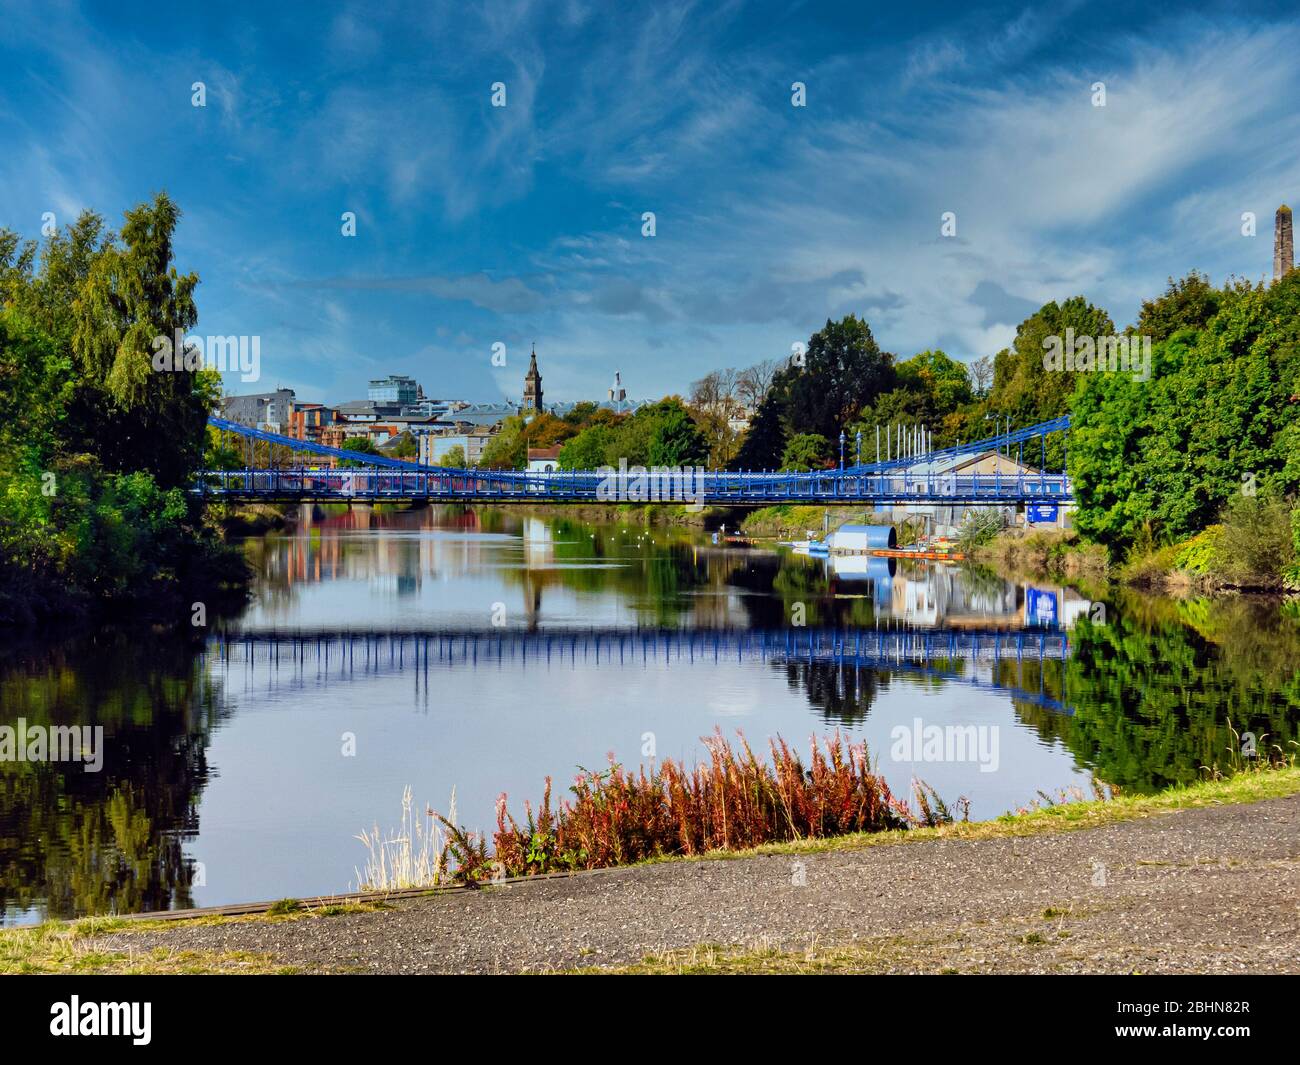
[
  {"x1": 0, "y1": 194, "x2": 246, "y2": 626},
  {"x1": 355, "y1": 723, "x2": 1294, "y2": 892}
]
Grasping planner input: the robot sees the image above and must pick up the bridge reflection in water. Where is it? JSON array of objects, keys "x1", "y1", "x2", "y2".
[{"x1": 207, "y1": 626, "x2": 1075, "y2": 715}]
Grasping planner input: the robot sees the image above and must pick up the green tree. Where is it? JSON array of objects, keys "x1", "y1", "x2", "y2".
[
  {"x1": 440, "y1": 444, "x2": 467, "y2": 468},
  {"x1": 69, "y1": 193, "x2": 212, "y2": 491},
  {"x1": 784, "y1": 315, "x2": 894, "y2": 442},
  {"x1": 1070, "y1": 273, "x2": 1300, "y2": 552},
  {"x1": 558, "y1": 424, "x2": 615, "y2": 470},
  {"x1": 478, "y1": 416, "x2": 529, "y2": 469},
  {"x1": 647, "y1": 400, "x2": 709, "y2": 466},
  {"x1": 780, "y1": 433, "x2": 831, "y2": 471}
]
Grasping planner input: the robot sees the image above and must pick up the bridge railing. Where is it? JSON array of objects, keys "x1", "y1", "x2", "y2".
[{"x1": 195, "y1": 466, "x2": 1071, "y2": 502}]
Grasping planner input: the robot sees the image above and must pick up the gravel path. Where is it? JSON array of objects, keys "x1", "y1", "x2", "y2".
[{"x1": 99, "y1": 795, "x2": 1300, "y2": 973}]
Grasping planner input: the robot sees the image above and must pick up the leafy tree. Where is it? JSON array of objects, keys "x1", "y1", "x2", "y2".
[
  {"x1": 780, "y1": 433, "x2": 831, "y2": 471},
  {"x1": 1070, "y1": 272, "x2": 1300, "y2": 553},
  {"x1": 729, "y1": 364, "x2": 796, "y2": 470},
  {"x1": 68, "y1": 193, "x2": 212, "y2": 491},
  {"x1": 988, "y1": 296, "x2": 1115, "y2": 427},
  {"x1": 440, "y1": 444, "x2": 467, "y2": 468},
  {"x1": 0, "y1": 196, "x2": 240, "y2": 623},
  {"x1": 1137, "y1": 271, "x2": 1225, "y2": 344},
  {"x1": 647, "y1": 400, "x2": 709, "y2": 466},
  {"x1": 558, "y1": 424, "x2": 614, "y2": 470},
  {"x1": 477, "y1": 416, "x2": 529, "y2": 469},
  {"x1": 387, "y1": 433, "x2": 418, "y2": 458},
  {"x1": 784, "y1": 315, "x2": 894, "y2": 442}
]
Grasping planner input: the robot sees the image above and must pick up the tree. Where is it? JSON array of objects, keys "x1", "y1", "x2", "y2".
[
  {"x1": 730, "y1": 363, "x2": 798, "y2": 470},
  {"x1": 387, "y1": 433, "x2": 418, "y2": 459},
  {"x1": 648, "y1": 401, "x2": 709, "y2": 466},
  {"x1": 558, "y1": 424, "x2": 614, "y2": 470},
  {"x1": 69, "y1": 193, "x2": 211, "y2": 490},
  {"x1": 0, "y1": 196, "x2": 239, "y2": 622},
  {"x1": 1137, "y1": 271, "x2": 1226, "y2": 344},
  {"x1": 987, "y1": 296, "x2": 1115, "y2": 428},
  {"x1": 783, "y1": 315, "x2": 894, "y2": 442},
  {"x1": 338, "y1": 436, "x2": 379, "y2": 467},
  {"x1": 968, "y1": 354, "x2": 994, "y2": 396},
  {"x1": 780, "y1": 433, "x2": 831, "y2": 471},
  {"x1": 440, "y1": 445, "x2": 467, "y2": 468},
  {"x1": 736, "y1": 358, "x2": 780, "y2": 411},
  {"x1": 477, "y1": 416, "x2": 529, "y2": 469},
  {"x1": 1069, "y1": 272, "x2": 1300, "y2": 551}
]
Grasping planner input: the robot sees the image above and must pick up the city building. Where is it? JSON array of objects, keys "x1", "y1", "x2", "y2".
[
  {"x1": 368, "y1": 375, "x2": 421, "y2": 407},
  {"x1": 221, "y1": 389, "x2": 295, "y2": 431},
  {"x1": 287, "y1": 402, "x2": 339, "y2": 443},
  {"x1": 419, "y1": 426, "x2": 497, "y2": 466}
]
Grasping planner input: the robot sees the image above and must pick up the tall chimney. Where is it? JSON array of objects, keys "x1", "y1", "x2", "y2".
[{"x1": 1275, "y1": 205, "x2": 1294, "y2": 282}]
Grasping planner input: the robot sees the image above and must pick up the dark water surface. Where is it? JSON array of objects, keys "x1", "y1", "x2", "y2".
[{"x1": 3, "y1": 506, "x2": 1298, "y2": 922}]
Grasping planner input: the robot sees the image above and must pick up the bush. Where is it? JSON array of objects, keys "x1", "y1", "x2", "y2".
[
  {"x1": 956, "y1": 509, "x2": 1004, "y2": 551},
  {"x1": 435, "y1": 731, "x2": 917, "y2": 882},
  {"x1": 1209, "y1": 496, "x2": 1295, "y2": 588}
]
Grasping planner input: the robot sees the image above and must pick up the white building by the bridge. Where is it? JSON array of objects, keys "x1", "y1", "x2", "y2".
[{"x1": 877, "y1": 449, "x2": 1072, "y2": 533}]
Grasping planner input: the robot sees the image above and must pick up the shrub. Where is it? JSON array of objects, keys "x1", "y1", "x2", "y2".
[
  {"x1": 435, "y1": 731, "x2": 916, "y2": 883},
  {"x1": 956, "y1": 509, "x2": 1004, "y2": 552},
  {"x1": 1209, "y1": 496, "x2": 1295, "y2": 588}
]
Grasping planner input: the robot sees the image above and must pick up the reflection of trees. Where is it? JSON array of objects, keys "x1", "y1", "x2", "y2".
[
  {"x1": 777, "y1": 661, "x2": 887, "y2": 726},
  {"x1": 0, "y1": 633, "x2": 223, "y2": 919},
  {"x1": 1056, "y1": 602, "x2": 1300, "y2": 791}
]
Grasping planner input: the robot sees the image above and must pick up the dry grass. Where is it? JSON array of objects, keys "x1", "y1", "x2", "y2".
[{"x1": 355, "y1": 785, "x2": 453, "y2": 891}]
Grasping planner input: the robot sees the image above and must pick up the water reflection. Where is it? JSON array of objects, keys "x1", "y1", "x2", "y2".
[{"x1": 2, "y1": 505, "x2": 1297, "y2": 921}]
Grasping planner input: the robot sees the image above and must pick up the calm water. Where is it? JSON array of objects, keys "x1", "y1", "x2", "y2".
[{"x1": 3, "y1": 505, "x2": 1299, "y2": 923}]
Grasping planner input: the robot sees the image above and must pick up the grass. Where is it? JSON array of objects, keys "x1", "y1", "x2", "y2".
[
  {"x1": 355, "y1": 785, "x2": 452, "y2": 891},
  {"x1": 0, "y1": 917, "x2": 291, "y2": 975},
  {"x1": 0, "y1": 900, "x2": 391, "y2": 975}
]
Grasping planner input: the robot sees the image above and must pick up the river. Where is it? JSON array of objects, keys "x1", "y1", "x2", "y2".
[{"x1": 3, "y1": 505, "x2": 1298, "y2": 922}]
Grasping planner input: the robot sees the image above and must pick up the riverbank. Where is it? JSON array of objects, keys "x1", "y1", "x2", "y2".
[
  {"x1": 970, "y1": 528, "x2": 1110, "y2": 585},
  {"x1": 8, "y1": 768, "x2": 1297, "y2": 974}
]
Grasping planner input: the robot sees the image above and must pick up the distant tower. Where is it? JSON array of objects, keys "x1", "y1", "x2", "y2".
[
  {"x1": 608, "y1": 370, "x2": 626, "y2": 409},
  {"x1": 1275, "y1": 205, "x2": 1294, "y2": 282},
  {"x1": 523, "y1": 344, "x2": 543, "y2": 412}
]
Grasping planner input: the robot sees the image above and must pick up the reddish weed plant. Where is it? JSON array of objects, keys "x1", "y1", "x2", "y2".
[{"x1": 436, "y1": 730, "x2": 929, "y2": 884}]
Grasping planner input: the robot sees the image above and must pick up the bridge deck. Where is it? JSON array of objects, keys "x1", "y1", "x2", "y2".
[{"x1": 195, "y1": 467, "x2": 1072, "y2": 504}]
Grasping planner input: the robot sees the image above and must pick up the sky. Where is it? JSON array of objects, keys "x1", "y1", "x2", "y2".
[{"x1": 3, "y1": 0, "x2": 1300, "y2": 406}]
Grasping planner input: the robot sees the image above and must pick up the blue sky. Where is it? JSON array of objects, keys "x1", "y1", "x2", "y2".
[{"x1": 3, "y1": 0, "x2": 1300, "y2": 405}]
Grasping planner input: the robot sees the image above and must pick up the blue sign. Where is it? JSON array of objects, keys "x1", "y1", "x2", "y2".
[
  {"x1": 1026, "y1": 502, "x2": 1059, "y2": 524},
  {"x1": 1025, "y1": 587, "x2": 1059, "y2": 627}
]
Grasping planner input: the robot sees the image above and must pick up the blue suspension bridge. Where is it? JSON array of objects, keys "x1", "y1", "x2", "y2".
[
  {"x1": 196, "y1": 416, "x2": 1072, "y2": 506},
  {"x1": 208, "y1": 626, "x2": 1075, "y2": 715}
]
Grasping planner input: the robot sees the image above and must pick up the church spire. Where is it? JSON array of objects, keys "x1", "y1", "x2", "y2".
[{"x1": 523, "y1": 343, "x2": 543, "y2": 412}]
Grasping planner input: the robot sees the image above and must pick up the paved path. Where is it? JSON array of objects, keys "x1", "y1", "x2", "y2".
[{"x1": 100, "y1": 795, "x2": 1300, "y2": 973}]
